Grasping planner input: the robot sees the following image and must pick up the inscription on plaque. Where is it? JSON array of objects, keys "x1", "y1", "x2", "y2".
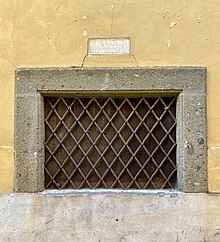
[{"x1": 88, "y1": 38, "x2": 130, "y2": 55}]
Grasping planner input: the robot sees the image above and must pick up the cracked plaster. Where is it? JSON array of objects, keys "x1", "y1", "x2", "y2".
[{"x1": 0, "y1": 0, "x2": 220, "y2": 192}]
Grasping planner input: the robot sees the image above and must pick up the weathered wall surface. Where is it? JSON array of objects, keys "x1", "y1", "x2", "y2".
[
  {"x1": 1, "y1": 0, "x2": 220, "y2": 192},
  {"x1": 0, "y1": 193, "x2": 220, "y2": 242},
  {"x1": 1, "y1": 1, "x2": 220, "y2": 240}
]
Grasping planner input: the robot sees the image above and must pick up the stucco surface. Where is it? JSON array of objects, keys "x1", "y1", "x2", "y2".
[
  {"x1": 0, "y1": 193, "x2": 220, "y2": 242},
  {"x1": 0, "y1": 0, "x2": 220, "y2": 192},
  {"x1": 0, "y1": 147, "x2": 13, "y2": 192}
]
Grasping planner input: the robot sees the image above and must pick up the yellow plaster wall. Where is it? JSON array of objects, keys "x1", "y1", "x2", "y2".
[{"x1": 0, "y1": 0, "x2": 220, "y2": 192}]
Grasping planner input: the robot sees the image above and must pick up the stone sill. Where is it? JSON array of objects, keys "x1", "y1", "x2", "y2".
[{"x1": 39, "y1": 189, "x2": 180, "y2": 197}]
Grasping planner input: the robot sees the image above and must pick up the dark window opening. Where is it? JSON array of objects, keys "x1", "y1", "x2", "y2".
[{"x1": 44, "y1": 96, "x2": 177, "y2": 190}]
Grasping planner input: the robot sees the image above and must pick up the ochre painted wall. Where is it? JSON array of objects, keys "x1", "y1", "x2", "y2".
[{"x1": 0, "y1": 0, "x2": 220, "y2": 192}]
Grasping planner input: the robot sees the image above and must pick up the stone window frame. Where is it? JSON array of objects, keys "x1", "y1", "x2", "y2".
[{"x1": 14, "y1": 67, "x2": 207, "y2": 193}]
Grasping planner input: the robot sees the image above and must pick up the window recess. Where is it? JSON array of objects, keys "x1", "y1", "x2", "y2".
[{"x1": 44, "y1": 96, "x2": 177, "y2": 190}]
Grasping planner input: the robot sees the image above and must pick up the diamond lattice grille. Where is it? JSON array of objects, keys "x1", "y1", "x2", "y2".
[{"x1": 44, "y1": 96, "x2": 177, "y2": 190}]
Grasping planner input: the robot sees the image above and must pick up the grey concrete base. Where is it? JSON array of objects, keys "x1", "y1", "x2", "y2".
[{"x1": 0, "y1": 193, "x2": 220, "y2": 242}]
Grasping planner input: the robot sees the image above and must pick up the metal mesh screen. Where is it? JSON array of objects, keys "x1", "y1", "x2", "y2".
[{"x1": 44, "y1": 96, "x2": 177, "y2": 190}]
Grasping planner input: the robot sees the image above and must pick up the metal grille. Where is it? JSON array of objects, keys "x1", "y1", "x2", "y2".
[{"x1": 44, "y1": 96, "x2": 177, "y2": 190}]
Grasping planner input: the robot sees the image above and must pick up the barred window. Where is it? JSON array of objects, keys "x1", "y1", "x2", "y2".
[
  {"x1": 44, "y1": 96, "x2": 177, "y2": 190},
  {"x1": 14, "y1": 67, "x2": 207, "y2": 192}
]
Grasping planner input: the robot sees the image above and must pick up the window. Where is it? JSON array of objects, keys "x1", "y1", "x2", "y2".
[
  {"x1": 44, "y1": 96, "x2": 176, "y2": 190},
  {"x1": 14, "y1": 67, "x2": 207, "y2": 192}
]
